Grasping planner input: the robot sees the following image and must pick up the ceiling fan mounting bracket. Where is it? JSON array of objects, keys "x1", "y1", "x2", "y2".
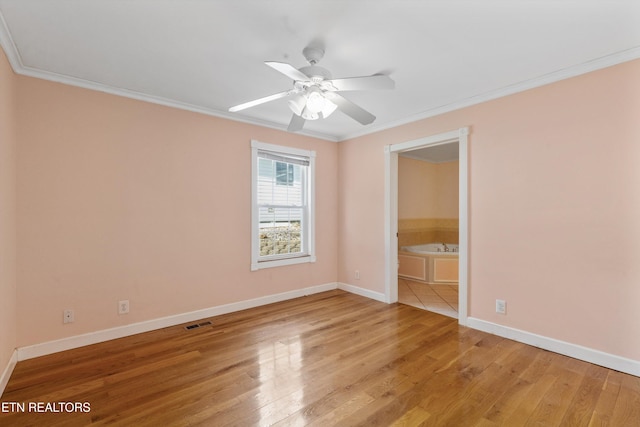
[{"x1": 302, "y1": 46, "x2": 325, "y2": 65}]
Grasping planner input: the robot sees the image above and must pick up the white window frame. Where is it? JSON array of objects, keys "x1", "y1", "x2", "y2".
[{"x1": 251, "y1": 140, "x2": 316, "y2": 271}]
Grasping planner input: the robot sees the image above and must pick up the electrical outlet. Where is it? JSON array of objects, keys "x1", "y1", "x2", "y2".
[
  {"x1": 355, "y1": 270, "x2": 360, "y2": 280},
  {"x1": 63, "y1": 309, "x2": 74, "y2": 324},
  {"x1": 496, "y1": 299, "x2": 506, "y2": 314},
  {"x1": 118, "y1": 300, "x2": 130, "y2": 315}
]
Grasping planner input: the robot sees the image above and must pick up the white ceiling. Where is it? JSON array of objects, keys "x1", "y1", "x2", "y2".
[{"x1": 0, "y1": 1, "x2": 639, "y2": 141}]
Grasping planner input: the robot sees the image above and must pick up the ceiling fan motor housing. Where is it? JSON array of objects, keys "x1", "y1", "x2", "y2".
[{"x1": 298, "y1": 65, "x2": 332, "y2": 82}]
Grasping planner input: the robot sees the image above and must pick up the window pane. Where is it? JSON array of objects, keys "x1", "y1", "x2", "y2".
[
  {"x1": 276, "y1": 162, "x2": 289, "y2": 186},
  {"x1": 258, "y1": 158, "x2": 303, "y2": 207},
  {"x1": 263, "y1": 162, "x2": 302, "y2": 207},
  {"x1": 258, "y1": 158, "x2": 273, "y2": 178},
  {"x1": 258, "y1": 207, "x2": 303, "y2": 257},
  {"x1": 257, "y1": 159, "x2": 274, "y2": 205}
]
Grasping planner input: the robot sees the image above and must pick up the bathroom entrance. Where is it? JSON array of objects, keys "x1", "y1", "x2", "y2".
[
  {"x1": 396, "y1": 143, "x2": 460, "y2": 318},
  {"x1": 384, "y1": 128, "x2": 468, "y2": 325}
]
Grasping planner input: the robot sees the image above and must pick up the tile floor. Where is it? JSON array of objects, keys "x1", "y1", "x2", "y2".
[{"x1": 398, "y1": 278, "x2": 459, "y2": 319}]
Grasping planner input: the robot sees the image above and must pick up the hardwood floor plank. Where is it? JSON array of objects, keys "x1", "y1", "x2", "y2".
[
  {"x1": 517, "y1": 347, "x2": 556, "y2": 383},
  {"x1": 502, "y1": 373, "x2": 558, "y2": 425},
  {"x1": 482, "y1": 377, "x2": 535, "y2": 424},
  {"x1": 389, "y1": 405, "x2": 432, "y2": 426},
  {"x1": 560, "y1": 363, "x2": 608, "y2": 426},
  {"x1": 588, "y1": 370, "x2": 624, "y2": 426},
  {"x1": 473, "y1": 419, "x2": 501, "y2": 427},
  {"x1": 609, "y1": 374, "x2": 640, "y2": 426},
  {"x1": 1, "y1": 290, "x2": 637, "y2": 426},
  {"x1": 309, "y1": 392, "x2": 376, "y2": 426},
  {"x1": 479, "y1": 343, "x2": 545, "y2": 423},
  {"x1": 524, "y1": 366, "x2": 588, "y2": 426}
]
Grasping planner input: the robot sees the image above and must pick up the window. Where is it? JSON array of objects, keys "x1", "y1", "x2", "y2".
[
  {"x1": 251, "y1": 140, "x2": 316, "y2": 270},
  {"x1": 275, "y1": 161, "x2": 294, "y2": 186}
]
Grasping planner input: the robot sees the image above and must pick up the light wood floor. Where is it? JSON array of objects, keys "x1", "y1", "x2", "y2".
[{"x1": 1, "y1": 290, "x2": 639, "y2": 426}]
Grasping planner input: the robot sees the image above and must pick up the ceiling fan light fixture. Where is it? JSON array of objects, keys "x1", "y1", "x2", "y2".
[
  {"x1": 301, "y1": 109, "x2": 319, "y2": 121},
  {"x1": 305, "y1": 89, "x2": 326, "y2": 113},
  {"x1": 320, "y1": 98, "x2": 337, "y2": 118},
  {"x1": 288, "y1": 88, "x2": 335, "y2": 120},
  {"x1": 288, "y1": 94, "x2": 306, "y2": 116}
]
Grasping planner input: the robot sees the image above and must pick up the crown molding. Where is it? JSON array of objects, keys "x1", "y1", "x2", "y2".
[
  {"x1": 338, "y1": 46, "x2": 640, "y2": 141},
  {"x1": 0, "y1": 8, "x2": 22, "y2": 69},
  {"x1": 27, "y1": 67, "x2": 339, "y2": 142},
  {"x1": 6, "y1": 65, "x2": 340, "y2": 143},
  {"x1": 2, "y1": 9, "x2": 638, "y2": 143},
  {"x1": 0, "y1": 14, "x2": 338, "y2": 142}
]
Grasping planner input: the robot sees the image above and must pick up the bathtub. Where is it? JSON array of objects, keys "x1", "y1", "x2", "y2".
[
  {"x1": 401, "y1": 243, "x2": 459, "y2": 255},
  {"x1": 398, "y1": 243, "x2": 459, "y2": 283}
]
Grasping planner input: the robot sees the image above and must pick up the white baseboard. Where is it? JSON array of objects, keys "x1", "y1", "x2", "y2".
[
  {"x1": 467, "y1": 317, "x2": 640, "y2": 377},
  {"x1": 17, "y1": 282, "x2": 339, "y2": 361},
  {"x1": 12, "y1": 289, "x2": 638, "y2": 381},
  {"x1": 337, "y1": 282, "x2": 387, "y2": 303},
  {"x1": 0, "y1": 349, "x2": 17, "y2": 397}
]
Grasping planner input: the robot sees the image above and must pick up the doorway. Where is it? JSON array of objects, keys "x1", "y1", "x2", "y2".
[
  {"x1": 384, "y1": 127, "x2": 469, "y2": 326},
  {"x1": 397, "y1": 143, "x2": 459, "y2": 318}
]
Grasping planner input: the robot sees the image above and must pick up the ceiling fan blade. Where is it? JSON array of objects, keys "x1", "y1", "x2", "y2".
[
  {"x1": 325, "y1": 93, "x2": 376, "y2": 125},
  {"x1": 326, "y1": 74, "x2": 395, "y2": 91},
  {"x1": 265, "y1": 61, "x2": 310, "y2": 82},
  {"x1": 287, "y1": 113, "x2": 305, "y2": 132},
  {"x1": 228, "y1": 90, "x2": 292, "y2": 112}
]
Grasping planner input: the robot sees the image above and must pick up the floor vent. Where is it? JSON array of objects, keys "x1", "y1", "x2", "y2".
[{"x1": 184, "y1": 320, "x2": 213, "y2": 330}]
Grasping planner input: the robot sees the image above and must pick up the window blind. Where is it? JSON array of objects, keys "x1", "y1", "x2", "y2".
[{"x1": 258, "y1": 150, "x2": 310, "y2": 166}]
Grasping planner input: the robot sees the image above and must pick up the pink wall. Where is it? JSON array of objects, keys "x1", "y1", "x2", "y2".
[
  {"x1": 436, "y1": 161, "x2": 458, "y2": 219},
  {"x1": 0, "y1": 47, "x2": 17, "y2": 373},
  {"x1": 15, "y1": 77, "x2": 338, "y2": 347},
  {"x1": 398, "y1": 157, "x2": 458, "y2": 219},
  {"x1": 339, "y1": 59, "x2": 640, "y2": 360},
  {"x1": 4, "y1": 44, "x2": 640, "y2": 365}
]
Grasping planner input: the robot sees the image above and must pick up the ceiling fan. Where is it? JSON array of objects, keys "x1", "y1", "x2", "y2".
[{"x1": 228, "y1": 46, "x2": 395, "y2": 132}]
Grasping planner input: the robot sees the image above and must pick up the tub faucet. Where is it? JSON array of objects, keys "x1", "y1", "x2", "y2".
[{"x1": 442, "y1": 243, "x2": 449, "y2": 252}]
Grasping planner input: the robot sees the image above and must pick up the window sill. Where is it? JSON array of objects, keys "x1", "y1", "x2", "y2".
[{"x1": 251, "y1": 255, "x2": 316, "y2": 271}]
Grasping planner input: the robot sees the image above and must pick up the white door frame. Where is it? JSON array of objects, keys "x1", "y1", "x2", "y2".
[{"x1": 384, "y1": 127, "x2": 469, "y2": 325}]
